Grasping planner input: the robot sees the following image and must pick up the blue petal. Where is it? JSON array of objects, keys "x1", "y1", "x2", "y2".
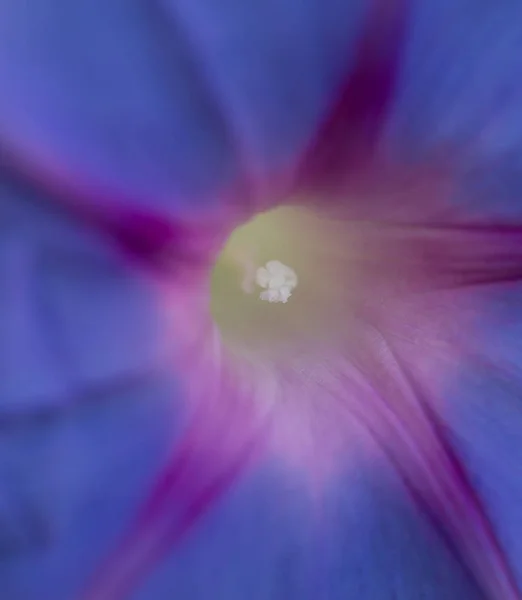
[{"x1": 0, "y1": 0, "x2": 367, "y2": 214}]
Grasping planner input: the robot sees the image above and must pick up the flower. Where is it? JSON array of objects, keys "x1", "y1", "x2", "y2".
[
  {"x1": 0, "y1": 0, "x2": 521, "y2": 600},
  {"x1": 63, "y1": 1, "x2": 522, "y2": 599}
]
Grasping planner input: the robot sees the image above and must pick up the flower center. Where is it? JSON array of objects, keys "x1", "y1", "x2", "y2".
[
  {"x1": 254, "y1": 260, "x2": 298, "y2": 304},
  {"x1": 210, "y1": 205, "x2": 360, "y2": 362}
]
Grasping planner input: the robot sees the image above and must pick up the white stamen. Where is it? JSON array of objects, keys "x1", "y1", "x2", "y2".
[{"x1": 255, "y1": 260, "x2": 298, "y2": 304}]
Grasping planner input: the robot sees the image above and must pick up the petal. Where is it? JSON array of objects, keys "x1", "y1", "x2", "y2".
[{"x1": 0, "y1": 0, "x2": 369, "y2": 223}]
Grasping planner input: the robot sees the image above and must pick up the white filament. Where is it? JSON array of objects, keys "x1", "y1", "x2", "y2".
[{"x1": 255, "y1": 260, "x2": 298, "y2": 304}]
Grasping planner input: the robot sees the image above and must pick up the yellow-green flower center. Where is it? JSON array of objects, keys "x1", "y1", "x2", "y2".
[{"x1": 210, "y1": 205, "x2": 361, "y2": 361}]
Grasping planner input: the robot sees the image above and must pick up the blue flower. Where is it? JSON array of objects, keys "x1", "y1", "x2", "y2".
[{"x1": 1, "y1": 1, "x2": 521, "y2": 600}]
